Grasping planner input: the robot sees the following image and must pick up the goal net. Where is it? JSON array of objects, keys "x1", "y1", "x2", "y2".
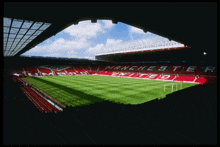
[{"x1": 164, "y1": 83, "x2": 182, "y2": 93}]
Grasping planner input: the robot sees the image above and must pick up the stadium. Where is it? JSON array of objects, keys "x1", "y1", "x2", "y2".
[{"x1": 4, "y1": 2, "x2": 217, "y2": 145}]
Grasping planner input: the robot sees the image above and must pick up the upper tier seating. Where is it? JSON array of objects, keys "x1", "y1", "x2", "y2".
[
  {"x1": 163, "y1": 64, "x2": 185, "y2": 75},
  {"x1": 73, "y1": 65, "x2": 85, "y2": 73},
  {"x1": 103, "y1": 64, "x2": 186, "y2": 75},
  {"x1": 51, "y1": 67, "x2": 67, "y2": 76},
  {"x1": 53, "y1": 71, "x2": 67, "y2": 76},
  {"x1": 24, "y1": 66, "x2": 39, "y2": 73},
  {"x1": 64, "y1": 67, "x2": 77, "y2": 75},
  {"x1": 81, "y1": 65, "x2": 93, "y2": 74},
  {"x1": 24, "y1": 66, "x2": 41, "y2": 77},
  {"x1": 146, "y1": 64, "x2": 170, "y2": 74},
  {"x1": 90, "y1": 65, "x2": 99, "y2": 72},
  {"x1": 12, "y1": 68, "x2": 26, "y2": 76},
  {"x1": 98, "y1": 65, "x2": 106, "y2": 72},
  {"x1": 179, "y1": 65, "x2": 201, "y2": 76},
  {"x1": 199, "y1": 66, "x2": 217, "y2": 77},
  {"x1": 38, "y1": 66, "x2": 53, "y2": 76}
]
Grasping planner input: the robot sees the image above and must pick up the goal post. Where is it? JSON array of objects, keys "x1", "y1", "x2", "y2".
[{"x1": 164, "y1": 82, "x2": 182, "y2": 92}]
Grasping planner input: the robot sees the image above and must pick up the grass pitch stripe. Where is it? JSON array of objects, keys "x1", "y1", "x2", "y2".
[{"x1": 22, "y1": 75, "x2": 196, "y2": 107}]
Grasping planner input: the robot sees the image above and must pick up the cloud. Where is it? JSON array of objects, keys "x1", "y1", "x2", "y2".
[
  {"x1": 22, "y1": 20, "x2": 120, "y2": 58},
  {"x1": 102, "y1": 20, "x2": 115, "y2": 29},
  {"x1": 129, "y1": 26, "x2": 145, "y2": 34},
  {"x1": 24, "y1": 48, "x2": 78, "y2": 58},
  {"x1": 87, "y1": 38, "x2": 123, "y2": 54},
  {"x1": 146, "y1": 31, "x2": 153, "y2": 35},
  {"x1": 106, "y1": 38, "x2": 122, "y2": 47},
  {"x1": 22, "y1": 37, "x2": 90, "y2": 58},
  {"x1": 87, "y1": 43, "x2": 104, "y2": 54},
  {"x1": 22, "y1": 20, "x2": 108, "y2": 58},
  {"x1": 63, "y1": 20, "x2": 106, "y2": 40}
]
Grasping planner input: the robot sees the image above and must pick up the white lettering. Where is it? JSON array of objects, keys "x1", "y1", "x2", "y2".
[
  {"x1": 112, "y1": 72, "x2": 119, "y2": 76},
  {"x1": 137, "y1": 66, "x2": 147, "y2": 70},
  {"x1": 114, "y1": 66, "x2": 121, "y2": 70},
  {"x1": 121, "y1": 66, "x2": 130, "y2": 70},
  {"x1": 147, "y1": 66, "x2": 156, "y2": 71},
  {"x1": 139, "y1": 74, "x2": 149, "y2": 77},
  {"x1": 148, "y1": 74, "x2": 158, "y2": 78},
  {"x1": 129, "y1": 66, "x2": 138, "y2": 70},
  {"x1": 129, "y1": 73, "x2": 134, "y2": 76},
  {"x1": 204, "y1": 66, "x2": 216, "y2": 72},
  {"x1": 119, "y1": 72, "x2": 125, "y2": 76},
  {"x1": 104, "y1": 66, "x2": 112, "y2": 69},
  {"x1": 186, "y1": 66, "x2": 197, "y2": 72},
  {"x1": 158, "y1": 66, "x2": 168, "y2": 71},
  {"x1": 173, "y1": 66, "x2": 181, "y2": 71},
  {"x1": 160, "y1": 75, "x2": 170, "y2": 79}
]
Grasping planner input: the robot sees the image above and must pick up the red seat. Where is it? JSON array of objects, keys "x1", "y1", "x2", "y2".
[
  {"x1": 146, "y1": 74, "x2": 161, "y2": 79},
  {"x1": 173, "y1": 76, "x2": 195, "y2": 82},
  {"x1": 157, "y1": 75, "x2": 176, "y2": 81},
  {"x1": 21, "y1": 86, "x2": 60, "y2": 113},
  {"x1": 194, "y1": 77, "x2": 206, "y2": 84}
]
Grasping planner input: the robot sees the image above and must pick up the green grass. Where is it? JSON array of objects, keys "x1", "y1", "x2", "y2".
[{"x1": 22, "y1": 75, "x2": 196, "y2": 107}]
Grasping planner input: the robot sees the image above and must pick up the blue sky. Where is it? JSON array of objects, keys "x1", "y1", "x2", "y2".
[{"x1": 21, "y1": 19, "x2": 180, "y2": 60}]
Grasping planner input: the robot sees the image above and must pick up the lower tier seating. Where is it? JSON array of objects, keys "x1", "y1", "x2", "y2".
[
  {"x1": 173, "y1": 76, "x2": 196, "y2": 82},
  {"x1": 13, "y1": 77, "x2": 23, "y2": 82},
  {"x1": 93, "y1": 71, "x2": 215, "y2": 84},
  {"x1": 20, "y1": 86, "x2": 60, "y2": 113}
]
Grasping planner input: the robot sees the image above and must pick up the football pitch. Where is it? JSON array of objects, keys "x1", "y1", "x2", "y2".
[{"x1": 22, "y1": 75, "x2": 196, "y2": 107}]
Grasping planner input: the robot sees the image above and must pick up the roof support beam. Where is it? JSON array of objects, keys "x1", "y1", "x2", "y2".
[
  {"x1": 6, "y1": 20, "x2": 25, "y2": 56},
  {"x1": 5, "y1": 18, "x2": 14, "y2": 56}
]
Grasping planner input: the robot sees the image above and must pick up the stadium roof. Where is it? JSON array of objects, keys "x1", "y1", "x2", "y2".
[
  {"x1": 3, "y1": 17, "x2": 51, "y2": 56},
  {"x1": 95, "y1": 38, "x2": 185, "y2": 56},
  {"x1": 4, "y1": 2, "x2": 217, "y2": 62}
]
